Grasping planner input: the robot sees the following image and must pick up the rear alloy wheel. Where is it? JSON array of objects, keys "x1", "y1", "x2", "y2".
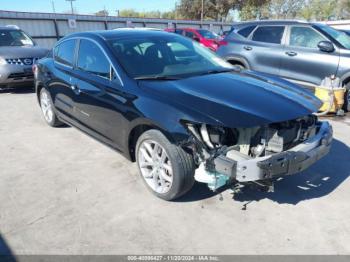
[
  {"x1": 40, "y1": 88, "x2": 62, "y2": 127},
  {"x1": 136, "y1": 130, "x2": 195, "y2": 201}
]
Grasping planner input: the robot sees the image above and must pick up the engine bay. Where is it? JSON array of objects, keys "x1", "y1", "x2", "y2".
[{"x1": 186, "y1": 115, "x2": 322, "y2": 191}]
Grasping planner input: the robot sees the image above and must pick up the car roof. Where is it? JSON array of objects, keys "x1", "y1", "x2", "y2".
[
  {"x1": 65, "y1": 29, "x2": 178, "y2": 41},
  {"x1": 0, "y1": 26, "x2": 20, "y2": 31},
  {"x1": 231, "y1": 20, "x2": 312, "y2": 27},
  {"x1": 113, "y1": 27, "x2": 162, "y2": 31}
]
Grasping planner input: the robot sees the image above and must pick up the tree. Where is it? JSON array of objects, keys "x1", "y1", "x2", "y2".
[
  {"x1": 333, "y1": 0, "x2": 350, "y2": 19},
  {"x1": 177, "y1": 0, "x2": 267, "y2": 21},
  {"x1": 236, "y1": 0, "x2": 270, "y2": 20},
  {"x1": 177, "y1": 0, "x2": 209, "y2": 20},
  {"x1": 162, "y1": 11, "x2": 177, "y2": 19},
  {"x1": 297, "y1": 0, "x2": 338, "y2": 21},
  {"x1": 119, "y1": 9, "x2": 141, "y2": 18},
  {"x1": 267, "y1": 0, "x2": 304, "y2": 19},
  {"x1": 95, "y1": 10, "x2": 109, "y2": 16},
  {"x1": 207, "y1": 0, "x2": 238, "y2": 21}
]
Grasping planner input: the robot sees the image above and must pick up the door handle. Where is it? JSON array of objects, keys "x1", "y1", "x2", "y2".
[
  {"x1": 70, "y1": 85, "x2": 80, "y2": 94},
  {"x1": 286, "y1": 51, "x2": 297, "y2": 57},
  {"x1": 244, "y1": 46, "x2": 252, "y2": 51}
]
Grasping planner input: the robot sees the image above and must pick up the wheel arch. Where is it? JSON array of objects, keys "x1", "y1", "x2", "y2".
[
  {"x1": 225, "y1": 56, "x2": 250, "y2": 70},
  {"x1": 126, "y1": 120, "x2": 181, "y2": 162},
  {"x1": 342, "y1": 75, "x2": 350, "y2": 88}
]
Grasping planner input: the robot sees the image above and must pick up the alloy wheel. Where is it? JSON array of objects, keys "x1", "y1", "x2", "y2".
[
  {"x1": 40, "y1": 91, "x2": 54, "y2": 123},
  {"x1": 138, "y1": 140, "x2": 174, "y2": 194}
]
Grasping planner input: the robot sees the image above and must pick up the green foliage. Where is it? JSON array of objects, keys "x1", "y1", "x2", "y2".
[
  {"x1": 299, "y1": 0, "x2": 338, "y2": 21},
  {"x1": 119, "y1": 9, "x2": 140, "y2": 18},
  {"x1": 95, "y1": 10, "x2": 109, "y2": 17},
  {"x1": 114, "y1": 0, "x2": 350, "y2": 21}
]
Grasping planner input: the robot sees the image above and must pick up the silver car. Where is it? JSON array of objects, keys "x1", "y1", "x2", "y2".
[
  {"x1": 217, "y1": 20, "x2": 350, "y2": 111},
  {"x1": 0, "y1": 26, "x2": 48, "y2": 88}
]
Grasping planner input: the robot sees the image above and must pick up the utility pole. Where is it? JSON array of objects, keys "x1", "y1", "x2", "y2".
[
  {"x1": 201, "y1": 0, "x2": 204, "y2": 24},
  {"x1": 66, "y1": 0, "x2": 76, "y2": 14},
  {"x1": 51, "y1": 0, "x2": 56, "y2": 13},
  {"x1": 175, "y1": 1, "x2": 177, "y2": 20}
]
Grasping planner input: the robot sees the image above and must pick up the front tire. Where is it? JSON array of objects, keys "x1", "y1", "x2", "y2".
[
  {"x1": 136, "y1": 130, "x2": 195, "y2": 201},
  {"x1": 40, "y1": 88, "x2": 63, "y2": 127}
]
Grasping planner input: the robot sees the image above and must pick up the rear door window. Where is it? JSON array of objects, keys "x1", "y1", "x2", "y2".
[
  {"x1": 252, "y1": 26, "x2": 285, "y2": 44},
  {"x1": 54, "y1": 39, "x2": 76, "y2": 66},
  {"x1": 237, "y1": 26, "x2": 256, "y2": 38}
]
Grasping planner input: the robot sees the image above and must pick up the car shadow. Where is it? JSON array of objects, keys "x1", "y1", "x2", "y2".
[
  {"x1": 175, "y1": 182, "x2": 223, "y2": 202},
  {"x1": 0, "y1": 86, "x2": 34, "y2": 94},
  {"x1": 178, "y1": 139, "x2": 350, "y2": 204},
  {"x1": 0, "y1": 234, "x2": 16, "y2": 262}
]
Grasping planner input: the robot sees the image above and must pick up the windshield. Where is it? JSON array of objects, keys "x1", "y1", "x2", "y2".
[
  {"x1": 0, "y1": 30, "x2": 34, "y2": 47},
  {"x1": 197, "y1": 29, "x2": 218, "y2": 40},
  {"x1": 108, "y1": 34, "x2": 232, "y2": 79},
  {"x1": 317, "y1": 24, "x2": 350, "y2": 49}
]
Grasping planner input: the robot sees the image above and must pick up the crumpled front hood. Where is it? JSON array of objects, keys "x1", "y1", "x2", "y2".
[
  {"x1": 0, "y1": 46, "x2": 48, "y2": 58},
  {"x1": 139, "y1": 71, "x2": 322, "y2": 128}
]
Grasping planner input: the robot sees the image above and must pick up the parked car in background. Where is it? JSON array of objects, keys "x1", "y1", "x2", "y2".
[
  {"x1": 165, "y1": 28, "x2": 221, "y2": 51},
  {"x1": 34, "y1": 29, "x2": 332, "y2": 201},
  {"x1": 217, "y1": 20, "x2": 350, "y2": 111},
  {"x1": 0, "y1": 25, "x2": 48, "y2": 88}
]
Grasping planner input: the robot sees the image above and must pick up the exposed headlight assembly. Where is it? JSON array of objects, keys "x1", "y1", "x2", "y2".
[{"x1": 183, "y1": 121, "x2": 237, "y2": 150}]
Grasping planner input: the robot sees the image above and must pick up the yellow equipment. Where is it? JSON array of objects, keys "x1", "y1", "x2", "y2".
[{"x1": 314, "y1": 86, "x2": 346, "y2": 115}]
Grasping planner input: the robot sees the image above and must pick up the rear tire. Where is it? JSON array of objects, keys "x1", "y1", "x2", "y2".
[
  {"x1": 39, "y1": 88, "x2": 63, "y2": 127},
  {"x1": 136, "y1": 129, "x2": 195, "y2": 201}
]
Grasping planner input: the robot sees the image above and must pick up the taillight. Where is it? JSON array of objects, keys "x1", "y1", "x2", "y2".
[{"x1": 219, "y1": 40, "x2": 228, "y2": 46}]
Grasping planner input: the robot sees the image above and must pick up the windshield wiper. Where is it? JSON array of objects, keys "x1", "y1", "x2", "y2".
[
  {"x1": 134, "y1": 75, "x2": 182, "y2": 81},
  {"x1": 197, "y1": 68, "x2": 239, "y2": 76}
]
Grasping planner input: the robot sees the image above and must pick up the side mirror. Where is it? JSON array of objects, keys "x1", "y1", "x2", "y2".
[{"x1": 318, "y1": 41, "x2": 335, "y2": 53}]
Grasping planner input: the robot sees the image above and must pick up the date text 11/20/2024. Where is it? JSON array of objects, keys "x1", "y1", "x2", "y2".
[{"x1": 127, "y1": 255, "x2": 220, "y2": 261}]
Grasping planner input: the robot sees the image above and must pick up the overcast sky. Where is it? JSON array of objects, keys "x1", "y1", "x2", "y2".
[{"x1": 0, "y1": 0, "x2": 178, "y2": 14}]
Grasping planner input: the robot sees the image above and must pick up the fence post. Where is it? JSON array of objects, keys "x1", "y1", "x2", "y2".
[{"x1": 53, "y1": 19, "x2": 60, "y2": 40}]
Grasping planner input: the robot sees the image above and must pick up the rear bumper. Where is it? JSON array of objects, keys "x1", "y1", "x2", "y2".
[{"x1": 214, "y1": 121, "x2": 333, "y2": 182}]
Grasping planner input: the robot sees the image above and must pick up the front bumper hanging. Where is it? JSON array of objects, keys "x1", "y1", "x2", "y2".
[{"x1": 212, "y1": 121, "x2": 333, "y2": 183}]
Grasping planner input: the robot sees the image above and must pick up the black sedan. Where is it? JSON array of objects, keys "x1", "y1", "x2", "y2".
[{"x1": 34, "y1": 30, "x2": 332, "y2": 200}]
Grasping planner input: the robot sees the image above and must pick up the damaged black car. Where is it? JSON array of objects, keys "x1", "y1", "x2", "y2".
[{"x1": 34, "y1": 30, "x2": 333, "y2": 200}]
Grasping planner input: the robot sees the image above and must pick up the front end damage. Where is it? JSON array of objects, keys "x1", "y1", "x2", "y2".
[{"x1": 182, "y1": 115, "x2": 333, "y2": 191}]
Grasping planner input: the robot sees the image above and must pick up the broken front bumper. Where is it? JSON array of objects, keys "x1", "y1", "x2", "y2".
[{"x1": 213, "y1": 121, "x2": 333, "y2": 182}]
